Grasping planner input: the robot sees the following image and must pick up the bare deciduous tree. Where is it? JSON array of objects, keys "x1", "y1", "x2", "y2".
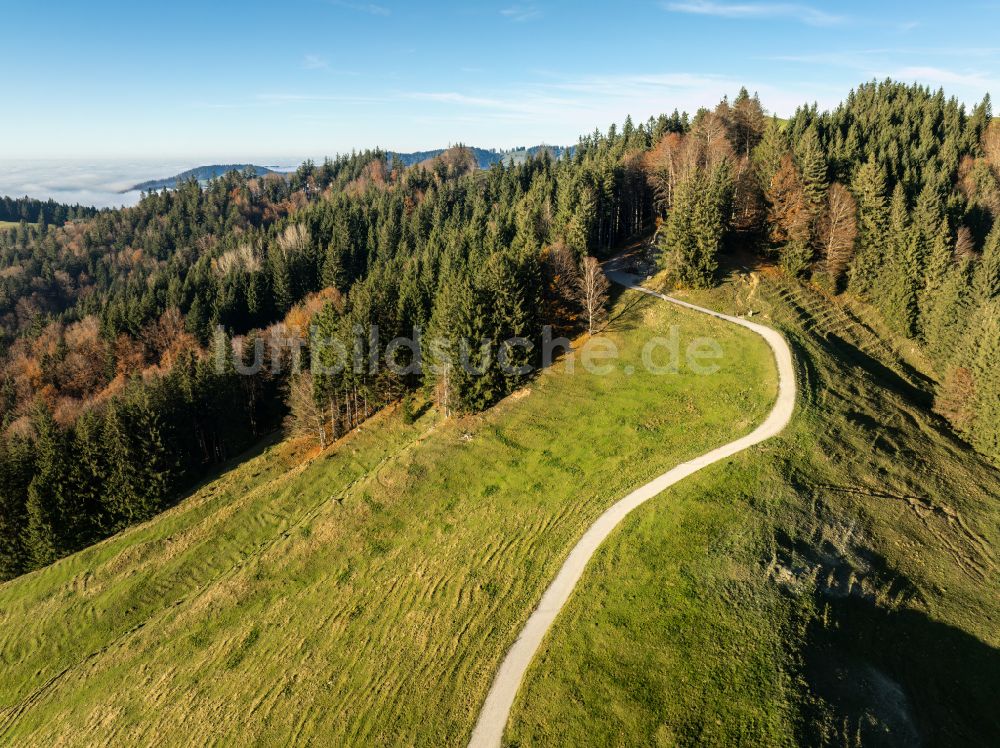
[
  {"x1": 935, "y1": 366, "x2": 977, "y2": 434},
  {"x1": 541, "y1": 243, "x2": 580, "y2": 328},
  {"x1": 645, "y1": 132, "x2": 696, "y2": 213},
  {"x1": 730, "y1": 157, "x2": 766, "y2": 234},
  {"x1": 767, "y1": 153, "x2": 810, "y2": 246},
  {"x1": 819, "y1": 182, "x2": 858, "y2": 284},
  {"x1": 955, "y1": 225, "x2": 976, "y2": 261},
  {"x1": 984, "y1": 120, "x2": 1000, "y2": 173},
  {"x1": 576, "y1": 256, "x2": 610, "y2": 335},
  {"x1": 285, "y1": 373, "x2": 327, "y2": 448}
]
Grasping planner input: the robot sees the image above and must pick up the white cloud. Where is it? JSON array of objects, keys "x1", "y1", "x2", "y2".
[
  {"x1": 764, "y1": 47, "x2": 1000, "y2": 67},
  {"x1": 0, "y1": 159, "x2": 307, "y2": 207},
  {"x1": 547, "y1": 72, "x2": 734, "y2": 95},
  {"x1": 764, "y1": 49, "x2": 1000, "y2": 96},
  {"x1": 664, "y1": 1, "x2": 844, "y2": 26},
  {"x1": 889, "y1": 65, "x2": 998, "y2": 91},
  {"x1": 256, "y1": 93, "x2": 388, "y2": 104},
  {"x1": 330, "y1": 0, "x2": 390, "y2": 16},
  {"x1": 0, "y1": 160, "x2": 193, "y2": 208},
  {"x1": 500, "y1": 5, "x2": 542, "y2": 22},
  {"x1": 406, "y1": 92, "x2": 509, "y2": 108},
  {"x1": 405, "y1": 70, "x2": 840, "y2": 126},
  {"x1": 303, "y1": 54, "x2": 329, "y2": 70}
]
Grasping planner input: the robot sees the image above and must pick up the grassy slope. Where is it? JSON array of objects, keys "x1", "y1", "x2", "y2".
[
  {"x1": 507, "y1": 269, "x2": 1000, "y2": 747},
  {"x1": 0, "y1": 287, "x2": 776, "y2": 746}
]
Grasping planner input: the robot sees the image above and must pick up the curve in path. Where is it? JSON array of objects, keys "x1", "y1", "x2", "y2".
[{"x1": 467, "y1": 269, "x2": 796, "y2": 748}]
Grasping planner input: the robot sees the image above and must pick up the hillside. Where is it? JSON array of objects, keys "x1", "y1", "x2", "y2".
[
  {"x1": 508, "y1": 263, "x2": 1000, "y2": 746},
  {"x1": 0, "y1": 287, "x2": 776, "y2": 745},
  {"x1": 2, "y1": 262, "x2": 995, "y2": 746},
  {"x1": 1, "y1": 81, "x2": 998, "y2": 746}
]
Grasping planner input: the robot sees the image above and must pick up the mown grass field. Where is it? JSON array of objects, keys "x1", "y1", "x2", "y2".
[
  {"x1": 0, "y1": 286, "x2": 776, "y2": 746},
  {"x1": 507, "y1": 269, "x2": 1000, "y2": 746}
]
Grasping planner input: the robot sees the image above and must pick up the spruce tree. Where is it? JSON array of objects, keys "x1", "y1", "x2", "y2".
[
  {"x1": 923, "y1": 260, "x2": 972, "y2": 367},
  {"x1": 25, "y1": 404, "x2": 76, "y2": 567},
  {"x1": 322, "y1": 221, "x2": 350, "y2": 290},
  {"x1": 972, "y1": 226, "x2": 1000, "y2": 304},
  {"x1": 849, "y1": 157, "x2": 889, "y2": 296},
  {"x1": 426, "y1": 269, "x2": 496, "y2": 415},
  {"x1": 104, "y1": 391, "x2": 171, "y2": 527},
  {"x1": 71, "y1": 409, "x2": 108, "y2": 541},
  {"x1": 752, "y1": 118, "x2": 788, "y2": 194},
  {"x1": 311, "y1": 301, "x2": 344, "y2": 438},
  {"x1": 883, "y1": 185, "x2": 920, "y2": 336},
  {"x1": 917, "y1": 216, "x2": 953, "y2": 331},
  {"x1": 795, "y1": 126, "x2": 829, "y2": 218},
  {"x1": 913, "y1": 185, "x2": 951, "y2": 333},
  {"x1": 969, "y1": 302, "x2": 1000, "y2": 461},
  {"x1": 662, "y1": 165, "x2": 729, "y2": 288},
  {"x1": 730, "y1": 88, "x2": 766, "y2": 158},
  {"x1": 0, "y1": 436, "x2": 34, "y2": 579},
  {"x1": 269, "y1": 242, "x2": 294, "y2": 314},
  {"x1": 480, "y1": 248, "x2": 540, "y2": 388},
  {"x1": 663, "y1": 172, "x2": 699, "y2": 283}
]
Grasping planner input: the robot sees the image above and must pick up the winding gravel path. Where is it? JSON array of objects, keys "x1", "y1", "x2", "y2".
[{"x1": 467, "y1": 269, "x2": 797, "y2": 748}]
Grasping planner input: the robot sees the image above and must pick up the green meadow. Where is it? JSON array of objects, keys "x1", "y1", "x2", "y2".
[
  {"x1": 0, "y1": 286, "x2": 775, "y2": 746},
  {"x1": 507, "y1": 270, "x2": 1000, "y2": 746}
]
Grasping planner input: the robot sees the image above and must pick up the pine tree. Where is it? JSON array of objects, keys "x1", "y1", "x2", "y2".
[
  {"x1": 923, "y1": 254, "x2": 973, "y2": 367},
  {"x1": 25, "y1": 405, "x2": 76, "y2": 567},
  {"x1": 0, "y1": 436, "x2": 34, "y2": 579},
  {"x1": 795, "y1": 126, "x2": 829, "y2": 219},
  {"x1": 882, "y1": 184, "x2": 920, "y2": 336},
  {"x1": 103, "y1": 391, "x2": 171, "y2": 527},
  {"x1": 662, "y1": 164, "x2": 729, "y2": 288},
  {"x1": 426, "y1": 269, "x2": 496, "y2": 415},
  {"x1": 71, "y1": 409, "x2": 108, "y2": 540},
  {"x1": 480, "y1": 248, "x2": 541, "y2": 387},
  {"x1": 730, "y1": 88, "x2": 767, "y2": 158},
  {"x1": 972, "y1": 226, "x2": 1000, "y2": 304},
  {"x1": 322, "y1": 221, "x2": 350, "y2": 290},
  {"x1": 969, "y1": 301, "x2": 1000, "y2": 460},
  {"x1": 753, "y1": 118, "x2": 788, "y2": 191},
  {"x1": 849, "y1": 157, "x2": 889, "y2": 296},
  {"x1": 912, "y1": 184, "x2": 951, "y2": 333}
]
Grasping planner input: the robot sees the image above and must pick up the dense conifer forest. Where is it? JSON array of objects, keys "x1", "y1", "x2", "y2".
[
  {"x1": 0, "y1": 196, "x2": 98, "y2": 226},
  {"x1": 0, "y1": 80, "x2": 997, "y2": 579}
]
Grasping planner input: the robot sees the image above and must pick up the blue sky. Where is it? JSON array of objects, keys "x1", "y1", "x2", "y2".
[{"x1": 2, "y1": 0, "x2": 998, "y2": 160}]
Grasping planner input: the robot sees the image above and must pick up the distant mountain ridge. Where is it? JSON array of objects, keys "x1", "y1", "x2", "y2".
[
  {"x1": 126, "y1": 146, "x2": 571, "y2": 193},
  {"x1": 125, "y1": 164, "x2": 279, "y2": 193},
  {"x1": 387, "y1": 144, "x2": 572, "y2": 169}
]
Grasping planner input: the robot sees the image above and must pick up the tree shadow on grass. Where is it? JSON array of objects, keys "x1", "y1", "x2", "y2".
[
  {"x1": 819, "y1": 333, "x2": 934, "y2": 409},
  {"x1": 602, "y1": 284, "x2": 653, "y2": 334},
  {"x1": 801, "y1": 592, "x2": 1000, "y2": 747},
  {"x1": 774, "y1": 521, "x2": 999, "y2": 746}
]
